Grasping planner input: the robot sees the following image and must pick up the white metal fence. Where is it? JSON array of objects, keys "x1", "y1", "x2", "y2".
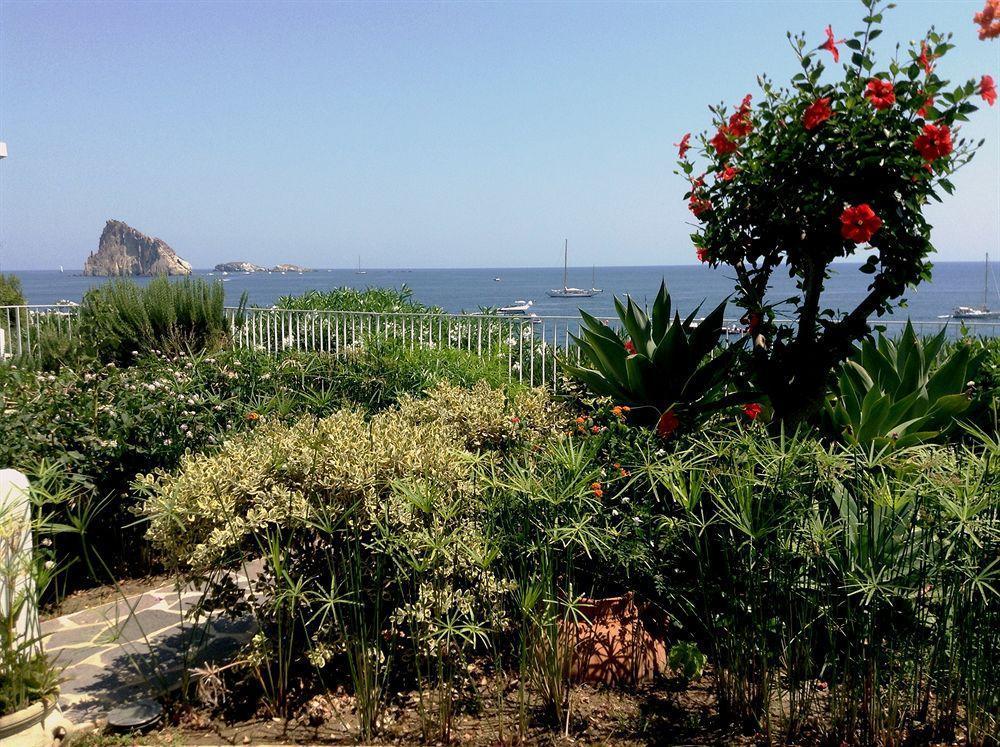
[{"x1": 3, "y1": 304, "x2": 1000, "y2": 390}]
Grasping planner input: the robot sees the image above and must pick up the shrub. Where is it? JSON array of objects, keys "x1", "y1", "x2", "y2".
[
  {"x1": 79, "y1": 276, "x2": 243, "y2": 364},
  {"x1": 138, "y1": 382, "x2": 556, "y2": 736},
  {"x1": 678, "y1": 0, "x2": 991, "y2": 422},
  {"x1": 0, "y1": 273, "x2": 25, "y2": 306},
  {"x1": 275, "y1": 285, "x2": 440, "y2": 314}
]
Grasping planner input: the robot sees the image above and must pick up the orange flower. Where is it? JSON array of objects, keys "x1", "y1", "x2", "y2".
[
  {"x1": 245, "y1": 412, "x2": 260, "y2": 421},
  {"x1": 590, "y1": 482, "x2": 604, "y2": 498},
  {"x1": 575, "y1": 416, "x2": 586, "y2": 424}
]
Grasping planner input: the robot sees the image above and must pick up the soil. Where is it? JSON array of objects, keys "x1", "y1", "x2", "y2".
[
  {"x1": 41, "y1": 573, "x2": 175, "y2": 620},
  {"x1": 72, "y1": 674, "x2": 761, "y2": 746}
]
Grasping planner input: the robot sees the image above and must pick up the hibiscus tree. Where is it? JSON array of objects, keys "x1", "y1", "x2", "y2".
[{"x1": 677, "y1": 0, "x2": 990, "y2": 422}]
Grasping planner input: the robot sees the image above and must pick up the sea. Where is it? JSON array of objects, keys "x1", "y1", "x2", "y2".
[{"x1": 9, "y1": 262, "x2": 996, "y2": 326}]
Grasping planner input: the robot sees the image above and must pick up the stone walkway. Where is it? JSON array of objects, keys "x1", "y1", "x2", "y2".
[{"x1": 41, "y1": 571, "x2": 256, "y2": 723}]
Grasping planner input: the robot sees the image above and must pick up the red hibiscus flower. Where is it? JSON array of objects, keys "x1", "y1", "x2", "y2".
[
  {"x1": 727, "y1": 95, "x2": 753, "y2": 138},
  {"x1": 916, "y1": 93, "x2": 934, "y2": 118},
  {"x1": 743, "y1": 402, "x2": 763, "y2": 421},
  {"x1": 675, "y1": 133, "x2": 691, "y2": 158},
  {"x1": 840, "y1": 204, "x2": 883, "y2": 244},
  {"x1": 865, "y1": 78, "x2": 896, "y2": 110},
  {"x1": 820, "y1": 25, "x2": 843, "y2": 62},
  {"x1": 802, "y1": 98, "x2": 833, "y2": 131},
  {"x1": 914, "y1": 123, "x2": 953, "y2": 162},
  {"x1": 709, "y1": 127, "x2": 738, "y2": 156},
  {"x1": 656, "y1": 409, "x2": 680, "y2": 438},
  {"x1": 624, "y1": 339, "x2": 636, "y2": 355},
  {"x1": 696, "y1": 246, "x2": 710, "y2": 262},
  {"x1": 980, "y1": 75, "x2": 997, "y2": 106},
  {"x1": 974, "y1": 0, "x2": 1000, "y2": 40},
  {"x1": 918, "y1": 41, "x2": 935, "y2": 75},
  {"x1": 689, "y1": 194, "x2": 712, "y2": 216},
  {"x1": 743, "y1": 311, "x2": 762, "y2": 335},
  {"x1": 720, "y1": 165, "x2": 739, "y2": 181}
]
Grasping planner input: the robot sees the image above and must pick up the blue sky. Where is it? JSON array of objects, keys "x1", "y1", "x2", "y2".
[{"x1": 0, "y1": 0, "x2": 997, "y2": 270}]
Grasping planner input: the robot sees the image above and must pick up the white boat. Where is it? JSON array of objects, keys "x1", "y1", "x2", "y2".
[
  {"x1": 499, "y1": 299, "x2": 533, "y2": 314},
  {"x1": 356, "y1": 256, "x2": 367, "y2": 275},
  {"x1": 494, "y1": 277, "x2": 502, "y2": 282},
  {"x1": 952, "y1": 253, "x2": 1000, "y2": 319},
  {"x1": 548, "y1": 239, "x2": 594, "y2": 298},
  {"x1": 590, "y1": 265, "x2": 603, "y2": 294}
]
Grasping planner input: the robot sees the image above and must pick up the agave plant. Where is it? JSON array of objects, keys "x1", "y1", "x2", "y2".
[
  {"x1": 563, "y1": 281, "x2": 748, "y2": 434},
  {"x1": 825, "y1": 323, "x2": 982, "y2": 451}
]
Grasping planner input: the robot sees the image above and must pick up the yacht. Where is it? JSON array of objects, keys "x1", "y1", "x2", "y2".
[
  {"x1": 355, "y1": 256, "x2": 367, "y2": 275},
  {"x1": 498, "y1": 299, "x2": 533, "y2": 314},
  {"x1": 952, "y1": 253, "x2": 1000, "y2": 319},
  {"x1": 548, "y1": 239, "x2": 594, "y2": 298}
]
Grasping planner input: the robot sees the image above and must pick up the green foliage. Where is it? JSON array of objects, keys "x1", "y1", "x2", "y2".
[
  {"x1": 825, "y1": 323, "x2": 982, "y2": 450},
  {"x1": 0, "y1": 341, "x2": 521, "y2": 588},
  {"x1": 137, "y1": 382, "x2": 558, "y2": 736},
  {"x1": 644, "y1": 426, "x2": 1000, "y2": 741},
  {"x1": 669, "y1": 642, "x2": 707, "y2": 681},
  {"x1": 680, "y1": 1, "x2": 989, "y2": 420},
  {"x1": 79, "y1": 277, "x2": 242, "y2": 364},
  {"x1": 275, "y1": 284, "x2": 440, "y2": 313},
  {"x1": 0, "y1": 273, "x2": 26, "y2": 306},
  {"x1": 564, "y1": 281, "x2": 747, "y2": 431}
]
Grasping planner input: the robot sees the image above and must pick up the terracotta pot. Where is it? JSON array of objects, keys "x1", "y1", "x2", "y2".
[
  {"x1": 562, "y1": 592, "x2": 668, "y2": 687},
  {"x1": 0, "y1": 697, "x2": 69, "y2": 747}
]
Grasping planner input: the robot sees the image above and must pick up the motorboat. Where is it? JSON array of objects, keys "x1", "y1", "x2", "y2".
[{"x1": 499, "y1": 299, "x2": 533, "y2": 314}]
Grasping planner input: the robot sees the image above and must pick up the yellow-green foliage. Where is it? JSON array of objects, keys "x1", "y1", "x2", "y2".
[
  {"x1": 397, "y1": 380, "x2": 568, "y2": 451},
  {"x1": 138, "y1": 381, "x2": 560, "y2": 686},
  {"x1": 139, "y1": 405, "x2": 472, "y2": 572}
]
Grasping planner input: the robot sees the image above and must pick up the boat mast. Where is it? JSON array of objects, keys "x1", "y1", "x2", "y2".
[
  {"x1": 563, "y1": 239, "x2": 568, "y2": 289},
  {"x1": 985, "y1": 252, "x2": 990, "y2": 310}
]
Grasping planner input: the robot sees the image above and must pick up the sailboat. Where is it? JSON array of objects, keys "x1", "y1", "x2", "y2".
[
  {"x1": 547, "y1": 239, "x2": 594, "y2": 298},
  {"x1": 590, "y1": 265, "x2": 603, "y2": 294},
  {"x1": 952, "y1": 253, "x2": 1000, "y2": 319},
  {"x1": 355, "y1": 256, "x2": 367, "y2": 275}
]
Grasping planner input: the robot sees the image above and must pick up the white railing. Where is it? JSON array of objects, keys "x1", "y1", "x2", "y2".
[
  {"x1": 2, "y1": 304, "x2": 999, "y2": 390},
  {"x1": 0, "y1": 304, "x2": 79, "y2": 361}
]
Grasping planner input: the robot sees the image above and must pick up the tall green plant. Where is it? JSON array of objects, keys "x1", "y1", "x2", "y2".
[
  {"x1": 564, "y1": 281, "x2": 747, "y2": 434},
  {"x1": 80, "y1": 276, "x2": 243, "y2": 363}
]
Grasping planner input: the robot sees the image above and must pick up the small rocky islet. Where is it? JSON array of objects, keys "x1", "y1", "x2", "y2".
[{"x1": 80, "y1": 219, "x2": 312, "y2": 276}]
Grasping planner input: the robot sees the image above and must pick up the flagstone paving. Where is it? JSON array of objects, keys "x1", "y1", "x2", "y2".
[{"x1": 42, "y1": 570, "x2": 257, "y2": 723}]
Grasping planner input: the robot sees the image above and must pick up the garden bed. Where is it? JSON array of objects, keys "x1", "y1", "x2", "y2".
[{"x1": 74, "y1": 674, "x2": 756, "y2": 746}]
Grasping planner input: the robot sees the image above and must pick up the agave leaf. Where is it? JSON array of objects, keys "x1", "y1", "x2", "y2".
[
  {"x1": 928, "y1": 392, "x2": 972, "y2": 418},
  {"x1": 688, "y1": 299, "x2": 727, "y2": 362},
  {"x1": 926, "y1": 345, "x2": 970, "y2": 401},
  {"x1": 855, "y1": 389, "x2": 893, "y2": 444},
  {"x1": 651, "y1": 316, "x2": 691, "y2": 374},
  {"x1": 579, "y1": 309, "x2": 624, "y2": 346},
  {"x1": 625, "y1": 354, "x2": 654, "y2": 402},
  {"x1": 562, "y1": 360, "x2": 631, "y2": 401},
  {"x1": 578, "y1": 329, "x2": 629, "y2": 386},
  {"x1": 651, "y1": 280, "x2": 671, "y2": 344}
]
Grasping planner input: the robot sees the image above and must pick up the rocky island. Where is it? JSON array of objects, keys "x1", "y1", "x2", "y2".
[
  {"x1": 214, "y1": 261, "x2": 266, "y2": 273},
  {"x1": 271, "y1": 263, "x2": 312, "y2": 273},
  {"x1": 83, "y1": 220, "x2": 192, "y2": 276}
]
